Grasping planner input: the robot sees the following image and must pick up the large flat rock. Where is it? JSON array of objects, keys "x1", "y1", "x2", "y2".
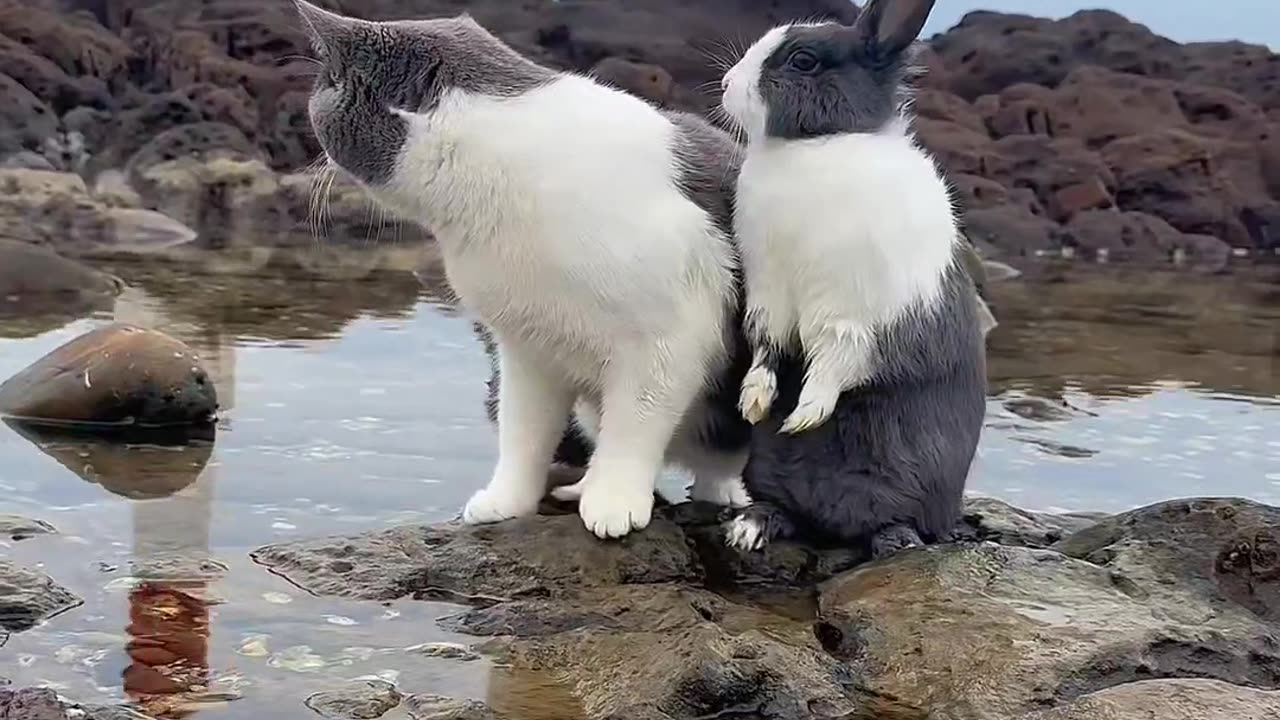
[{"x1": 252, "y1": 496, "x2": 1280, "y2": 720}]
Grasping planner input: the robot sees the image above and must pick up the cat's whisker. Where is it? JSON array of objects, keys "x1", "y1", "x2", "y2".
[{"x1": 278, "y1": 54, "x2": 322, "y2": 66}]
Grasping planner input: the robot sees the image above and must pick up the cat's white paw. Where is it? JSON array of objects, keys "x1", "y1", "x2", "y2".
[
  {"x1": 577, "y1": 478, "x2": 653, "y2": 539},
  {"x1": 725, "y1": 515, "x2": 767, "y2": 552},
  {"x1": 549, "y1": 480, "x2": 585, "y2": 503},
  {"x1": 462, "y1": 483, "x2": 540, "y2": 525},
  {"x1": 690, "y1": 475, "x2": 752, "y2": 508},
  {"x1": 780, "y1": 393, "x2": 837, "y2": 434},
  {"x1": 738, "y1": 365, "x2": 778, "y2": 424}
]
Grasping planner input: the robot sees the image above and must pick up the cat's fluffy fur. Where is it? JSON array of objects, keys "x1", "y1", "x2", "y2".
[
  {"x1": 720, "y1": 3, "x2": 987, "y2": 556},
  {"x1": 294, "y1": 1, "x2": 751, "y2": 538}
]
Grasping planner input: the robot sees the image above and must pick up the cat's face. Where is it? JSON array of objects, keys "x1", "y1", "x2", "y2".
[{"x1": 293, "y1": 0, "x2": 549, "y2": 188}]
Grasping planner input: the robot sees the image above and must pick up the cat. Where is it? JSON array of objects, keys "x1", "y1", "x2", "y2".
[{"x1": 293, "y1": 1, "x2": 752, "y2": 538}]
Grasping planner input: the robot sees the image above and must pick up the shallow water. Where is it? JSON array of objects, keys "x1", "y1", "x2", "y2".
[{"x1": 0, "y1": 253, "x2": 1277, "y2": 718}]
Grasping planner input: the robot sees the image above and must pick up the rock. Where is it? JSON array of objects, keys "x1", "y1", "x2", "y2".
[
  {"x1": 817, "y1": 497, "x2": 1280, "y2": 720},
  {"x1": 404, "y1": 642, "x2": 481, "y2": 662},
  {"x1": 914, "y1": 118, "x2": 994, "y2": 177},
  {"x1": 0, "y1": 169, "x2": 197, "y2": 255},
  {"x1": 125, "y1": 122, "x2": 259, "y2": 175},
  {"x1": 0, "y1": 238, "x2": 121, "y2": 305},
  {"x1": 1022, "y1": 679, "x2": 1280, "y2": 720},
  {"x1": 1049, "y1": 178, "x2": 1113, "y2": 222},
  {"x1": 959, "y1": 497, "x2": 1106, "y2": 549},
  {"x1": 961, "y1": 204, "x2": 1061, "y2": 257},
  {"x1": 0, "y1": 515, "x2": 57, "y2": 541},
  {"x1": 1, "y1": 151, "x2": 57, "y2": 171},
  {"x1": 1063, "y1": 209, "x2": 1234, "y2": 264},
  {"x1": 0, "y1": 688, "x2": 67, "y2": 720},
  {"x1": 0, "y1": 560, "x2": 81, "y2": 633},
  {"x1": 0, "y1": 35, "x2": 108, "y2": 114},
  {"x1": 251, "y1": 510, "x2": 702, "y2": 602},
  {"x1": 92, "y1": 169, "x2": 141, "y2": 208},
  {"x1": 1102, "y1": 130, "x2": 1245, "y2": 244},
  {"x1": 0, "y1": 690, "x2": 158, "y2": 720},
  {"x1": 304, "y1": 680, "x2": 402, "y2": 719},
  {"x1": 404, "y1": 695, "x2": 499, "y2": 720},
  {"x1": 254, "y1": 498, "x2": 1129, "y2": 720},
  {"x1": 0, "y1": 323, "x2": 218, "y2": 427},
  {"x1": 0, "y1": 73, "x2": 58, "y2": 155},
  {"x1": 591, "y1": 57, "x2": 675, "y2": 107}
]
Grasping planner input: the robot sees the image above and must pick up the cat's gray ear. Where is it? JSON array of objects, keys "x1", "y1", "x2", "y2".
[
  {"x1": 293, "y1": 0, "x2": 359, "y2": 56},
  {"x1": 851, "y1": 0, "x2": 937, "y2": 58}
]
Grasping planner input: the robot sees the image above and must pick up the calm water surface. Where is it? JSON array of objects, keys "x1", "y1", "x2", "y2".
[{"x1": 1, "y1": 252, "x2": 1277, "y2": 718}]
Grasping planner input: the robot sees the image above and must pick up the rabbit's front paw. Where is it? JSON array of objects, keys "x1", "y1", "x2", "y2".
[
  {"x1": 739, "y1": 364, "x2": 778, "y2": 424},
  {"x1": 780, "y1": 393, "x2": 837, "y2": 434}
]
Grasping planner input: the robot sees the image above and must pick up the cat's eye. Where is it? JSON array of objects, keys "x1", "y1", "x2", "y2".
[{"x1": 787, "y1": 50, "x2": 819, "y2": 73}]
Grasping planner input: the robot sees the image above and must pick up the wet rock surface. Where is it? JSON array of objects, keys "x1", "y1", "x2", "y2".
[
  {"x1": 0, "y1": 515, "x2": 56, "y2": 541},
  {"x1": 0, "y1": 560, "x2": 82, "y2": 634},
  {"x1": 0, "y1": 689, "x2": 158, "y2": 720},
  {"x1": 0, "y1": 323, "x2": 218, "y2": 427},
  {"x1": 305, "y1": 680, "x2": 402, "y2": 719},
  {"x1": 253, "y1": 495, "x2": 1280, "y2": 719},
  {"x1": 1023, "y1": 679, "x2": 1280, "y2": 720},
  {"x1": 404, "y1": 694, "x2": 500, "y2": 720}
]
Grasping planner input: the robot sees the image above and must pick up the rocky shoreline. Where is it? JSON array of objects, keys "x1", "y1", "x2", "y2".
[
  {"x1": 0, "y1": 1, "x2": 1277, "y2": 266},
  {"x1": 5, "y1": 495, "x2": 1277, "y2": 719}
]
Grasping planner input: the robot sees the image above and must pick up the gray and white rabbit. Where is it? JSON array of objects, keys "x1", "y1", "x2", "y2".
[
  {"x1": 719, "y1": 0, "x2": 988, "y2": 557},
  {"x1": 293, "y1": 1, "x2": 753, "y2": 539}
]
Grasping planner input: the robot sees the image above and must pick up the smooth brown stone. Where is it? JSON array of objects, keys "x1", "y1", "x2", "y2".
[{"x1": 0, "y1": 323, "x2": 217, "y2": 427}]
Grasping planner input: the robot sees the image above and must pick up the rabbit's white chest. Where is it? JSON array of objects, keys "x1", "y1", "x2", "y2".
[{"x1": 735, "y1": 133, "x2": 959, "y2": 344}]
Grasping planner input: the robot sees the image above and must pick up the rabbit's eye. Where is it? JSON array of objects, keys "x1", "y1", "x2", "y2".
[{"x1": 787, "y1": 50, "x2": 819, "y2": 73}]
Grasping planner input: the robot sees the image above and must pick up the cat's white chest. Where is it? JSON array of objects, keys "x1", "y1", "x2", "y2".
[{"x1": 381, "y1": 76, "x2": 732, "y2": 387}]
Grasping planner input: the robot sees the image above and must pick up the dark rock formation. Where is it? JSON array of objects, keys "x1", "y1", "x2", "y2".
[
  {"x1": 0, "y1": 2, "x2": 1274, "y2": 257},
  {"x1": 0, "y1": 323, "x2": 218, "y2": 427}
]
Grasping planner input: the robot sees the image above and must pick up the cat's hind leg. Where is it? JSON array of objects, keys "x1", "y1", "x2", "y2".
[
  {"x1": 687, "y1": 449, "x2": 751, "y2": 508},
  {"x1": 725, "y1": 503, "x2": 796, "y2": 552}
]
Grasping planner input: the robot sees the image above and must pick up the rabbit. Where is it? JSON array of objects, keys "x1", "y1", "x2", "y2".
[
  {"x1": 717, "y1": 0, "x2": 988, "y2": 558},
  {"x1": 293, "y1": 0, "x2": 753, "y2": 539}
]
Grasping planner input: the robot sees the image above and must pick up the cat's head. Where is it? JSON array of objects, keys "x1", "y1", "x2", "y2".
[{"x1": 293, "y1": 0, "x2": 550, "y2": 189}]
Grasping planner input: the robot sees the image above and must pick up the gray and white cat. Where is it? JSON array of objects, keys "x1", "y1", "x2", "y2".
[{"x1": 293, "y1": 1, "x2": 753, "y2": 538}]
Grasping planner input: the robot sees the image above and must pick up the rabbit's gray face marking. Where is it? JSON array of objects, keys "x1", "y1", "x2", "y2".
[
  {"x1": 757, "y1": 22, "x2": 912, "y2": 139},
  {"x1": 294, "y1": 0, "x2": 551, "y2": 186},
  {"x1": 722, "y1": 0, "x2": 937, "y2": 142}
]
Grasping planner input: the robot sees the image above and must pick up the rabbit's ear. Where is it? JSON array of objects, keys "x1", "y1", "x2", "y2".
[{"x1": 852, "y1": 0, "x2": 937, "y2": 58}]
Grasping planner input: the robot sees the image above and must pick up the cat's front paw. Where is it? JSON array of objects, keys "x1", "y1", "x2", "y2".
[
  {"x1": 577, "y1": 477, "x2": 653, "y2": 539},
  {"x1": 690, "y1": 475, "x2": 752, "y2": 508},
  {"x1": 462, "y1": 482, "x2": 541, "y2": 525},
  {"x1": 780, "y1": 393, "x2": 837, "y2": 434},
  {"x1": 738, "y1": 365, "x2": 778, "y2": 424}
]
